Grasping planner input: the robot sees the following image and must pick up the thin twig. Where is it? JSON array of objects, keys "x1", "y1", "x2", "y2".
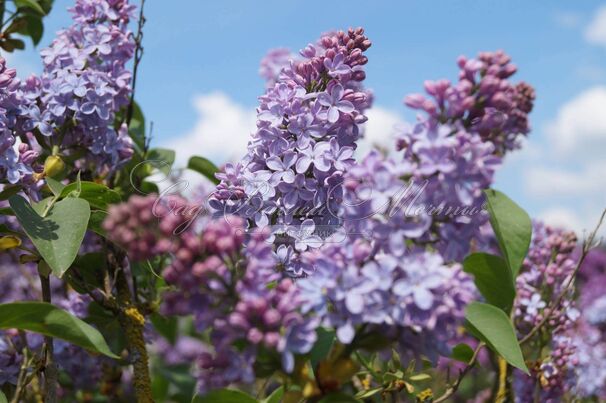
[
  {"x1": 126, "y1": 0, "x2": 146, "y2": 126},
  {"x1": 519, "y1": 208, "x2": 606, "y2": 345},
  {"x1": 434, "y1": 342, "x2": 485, "y2": 403},
  {"x1": 11, "y1": 346, "x2": 30, "y2": 403}
]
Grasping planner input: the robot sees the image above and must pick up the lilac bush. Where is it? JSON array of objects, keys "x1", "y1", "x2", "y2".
[{"x1": 0, "y1": 1, "x2": 605, "y2": 402}]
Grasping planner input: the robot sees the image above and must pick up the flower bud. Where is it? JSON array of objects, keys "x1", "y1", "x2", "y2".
[
  {"x1": 0, "y1": 235, "x2": 21, "y2": 250},
  {"x1": 43, "y1": 155, "x2": 65, "y2": 178}
]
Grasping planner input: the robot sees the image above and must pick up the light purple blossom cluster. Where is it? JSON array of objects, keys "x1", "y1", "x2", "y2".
[
  {"x1": 0, "y1": 59, "x2": 39, "y2": 184},
  {"x1": 512, "y1": 222, "x2": 580, "y2": 402},
  {"x1": 211, "y1": 28, "x2": 372, "y2": 276},
  {"x1": 404, "y1": 50, "x2": 535, "y2": 154},
  {"x1": 390, "y1": 50, "x2": 535, "y2": 262},
  {"x1": 568, "y1": 249, "x2": 606, "y2": 399},
  {"x1": 297, "y1": 239, "x2": 474, "y2": 361},
  {"x1": 3, "y1": 0, "x2": 136, "y2": 185}
]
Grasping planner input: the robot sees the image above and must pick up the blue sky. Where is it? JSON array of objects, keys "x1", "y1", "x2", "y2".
[{"x1": 7, "y1": 0, "x2": 606, "y2": 234}]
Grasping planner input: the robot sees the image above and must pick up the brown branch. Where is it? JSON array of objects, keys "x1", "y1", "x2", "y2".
[
  {"x1": 434, "y1": 342, "x2": 485, "y2": 403},
  {"x1": 39, "y1": 274, "x2": 58, "y2": 403},
  {"x1": 519, "y1": 208, "x2": 606, "y2": 345},
  {"x1": 107, "y1": 243, "x2": 154, "y2": 403}
]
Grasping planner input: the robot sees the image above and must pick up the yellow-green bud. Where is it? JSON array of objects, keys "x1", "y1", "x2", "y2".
[
  {"x1": 0, "y1": 235, "x2": 21, "y2": 250},
  {"x1": 43, "y1": 155, "x2": 65, "y2": 178}
]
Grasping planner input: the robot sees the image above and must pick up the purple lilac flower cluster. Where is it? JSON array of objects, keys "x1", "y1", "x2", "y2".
[
  {"x1": 159, "y1": 219, "x2": 317, "y2": 392},
  {"x1": 404, "y1": 50, "x2": 535, "y2": 154},
  {"x1": 391, "y1": 50, "x2": 534, "y2": 262},
  {"x1": 568, "y1": 249, "x2": 606, "y2": 399},
  {"x1": 8, "y1": 0, "x2": 135, "y2": 185},
  {"x1": 512, "y1": 222, "x2": 580, "y2": 402},
  {"x1": 0, "y1": 59, "x2": 39, "y2": 184},
  {"x1": 0, "y1": 252, "x2": 107, "y2": 393},
  {"x1": 211, "y1": 28, "x2": 372, "y2": 276},
  {"x1": 103, "y1": 193, "x2": 316, "y2": 392},
  {"x1": 297, "y1": 238, "x2": 474, "y2": 362}
]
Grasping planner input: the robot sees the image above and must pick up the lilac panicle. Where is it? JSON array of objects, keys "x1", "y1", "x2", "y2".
[
  {"x1": 211, "y1": 28, "x2": 372, "y2": 276},
  {"x1": 3, "y1": 0, "x2": 136, "y2": 187},
  {"x1": 404, "y1": 50, "x2": 535, "y2": 154},
  {"x1": 512, "y1": 222, "x2": 580, "y2": 401}
]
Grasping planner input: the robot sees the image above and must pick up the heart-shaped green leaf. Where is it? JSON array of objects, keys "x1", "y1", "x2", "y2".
[
  {"x1": 465, "y1": 302, "x2": 528, "y2": 374},
  {"x1": 0, "y1": 302, "x2": 118, "y2": 358},
  {"x1": 9, "y1": 195, "x2": 91, "y2": 277}
]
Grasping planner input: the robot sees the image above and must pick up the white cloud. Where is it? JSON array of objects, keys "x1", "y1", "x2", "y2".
[
  {"x1": 545, "y1": 86, "x2": 606, "y2": 157},
  {"x1": 538, "y1": 207, "x2": 583, "y2": 232},
  {"x1": 522, "y1": 85, "x2": 606, "y2": 236},
  {"x1": 166, "y1": 92, "x2": 256, "y2": 167},
  {"x1": 525, "y1": 161, "x2": 606, "y2": 198},
  {"x1": 585, "y1": 5, "x2": 606, "y2": 46},
  {"x1": 357, "y1": 107, "x2": 405, "y2": 156}
]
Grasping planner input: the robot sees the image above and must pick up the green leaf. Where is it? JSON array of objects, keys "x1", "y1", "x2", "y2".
[
  {"x1": 192, "y1": 389, "x2": 257, "y2": 403},
  {"x1": 45, "y1": 177, "x2": 65, "y2": 197},
  {"x1": 148, "y1": 148, "x2": 176, "y2": 176},
  {"x1": 0, "y1": 37, "x2": 25, "y2": 52},
  {"x1": 88, "y1": 210, "x2": 108, "y2": 237},
  {"x1": 484, "y1": 189, "x2": 532, "y2": 277},
  {"x1": 0, "y1": 185, "x2": 22, "y2": 201},
  {"x1": 310, "y1": 328, "x2": 335, "y2": 368},
  {"x1": 128, "y1": 101, "x2": 146, "y2": 152},
  {"x1": 465, "y1": 302, "x2": 528, "y2": 374},
  {"x1": 9, "y1": 195, "x2": 91, "y2": 277},
  {"x1": 150, "y1": 313, "x2": 178, "y2": 345},
  {"x1": 60, "y1": 181, "x2": 121, "y2": 210},
  {"x1": 14, "y1": 15, "x2": 44, "y2": 45},
  {"x1": 355, "y1": 387, "x2": 382, "y2": 399},
  {"x1": 188, "y1": 156, "x2": 219, "y2": 184},
  {"x1": 450, "y1": 343, "x2": 474, "y2": 363},
  {"x1": 463, "y1": 253, "x2": 515, "y2": 312},
  {"x1": 14, "y1": 0, "x2": 46, "y2": 15},
  {"x1": 0, "y1": 302, "x2": 118, "y2": 358},
  {"x1": 408, "y1": 373, "x2": 431, "y2": 381},
  {"x1": 32, "y1": 196, "x2": 53, "y2": 216},
  {"x1": 262, "y1": 386, "x2": 284, "y2": 403},
  {"x1": 0, "y1": 389, "x2": 7, "y2": 403}
]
